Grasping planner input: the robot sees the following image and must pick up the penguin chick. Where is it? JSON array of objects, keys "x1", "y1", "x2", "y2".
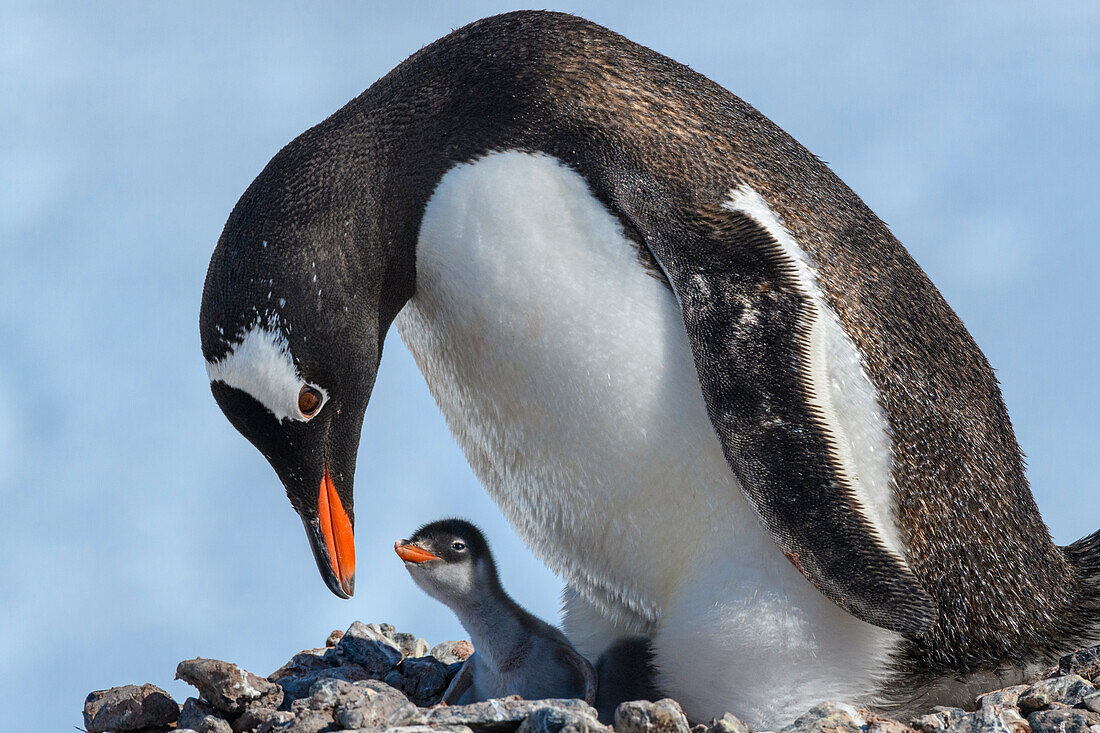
[{"x1": 396, "y1": 519, "x2": 596, "y2": 706}]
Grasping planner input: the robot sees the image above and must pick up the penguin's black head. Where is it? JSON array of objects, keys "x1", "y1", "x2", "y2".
[
  {"x1": 395, "y1": 519, "x2": 500, "y2": 606},
  {"x1": 199, "y1": 125, "x2": 416, "y2": 599}
]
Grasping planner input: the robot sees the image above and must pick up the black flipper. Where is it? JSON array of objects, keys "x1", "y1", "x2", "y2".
[{"x1": 639, "y1": 202, "x2": 937, "y2": 636}]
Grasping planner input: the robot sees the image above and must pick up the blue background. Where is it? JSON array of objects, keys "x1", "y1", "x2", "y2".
[{"x1": 2, "y1": 2, "x2": 1097, "y2": 730}]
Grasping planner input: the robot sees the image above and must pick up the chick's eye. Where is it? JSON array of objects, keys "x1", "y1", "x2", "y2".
[
  {"x1": 298, "y1": 385, "x2": 323, "y2": 418},
  {"x1": 452, "y1": 542, "x2": 466, "y2": 552}
]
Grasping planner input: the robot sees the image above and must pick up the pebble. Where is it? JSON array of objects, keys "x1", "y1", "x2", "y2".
[
  {"x1": 83, "y1": 683, "x2": 180, "y2": 732},
  {"x1": 418, "y1": 697, "x2": 600, "y2": 729},
  {"x1": 975, "y1": 686, "x2": 1029, "y2": 711},
  {"x1": 178, "y1": 697, "x2": 229, "y2": 733},
  {"x1": 517, "y1": 705, "x2": 608, "y2": 733},
  {"x1": 234, "y1": 707, "x2": 294, "y2": 733},
  {"x1": 943, "y1": 705, "x2": 1027, "y2": 733},
  {"x1": 1060, "y1": 645, "x2": 1100, "y2": 681},
  {"x1": 399, "y1": 654, "x2": 455, "y2": 706},
  {"x1": 1027, "y1": 708, "x2": 1100, "y2": 733},
  {"x1": 615, "y1": 699, "x2": 692, "y2": 733},
  {"x1": 705, "y1": 712, "x2": 750, "y2": 733},
  {"x1": 780, "y1": 702, "x2": 866, "y2": 733},
  {"x1": 176, "y1": 658, "x2": 284, "y2": 716},
  {"x1": 431, "y1": 639, "x2": 475, "y2": 665},
  {"x1": 333, "y1": 621, "x2": 404, "y2": 677},
  {"x1": 912, "y1": 706, "x2": 966, "y2": 733},
  {"x1": 1018, "y1": 674, "x2": 1095, "y2": 713}
]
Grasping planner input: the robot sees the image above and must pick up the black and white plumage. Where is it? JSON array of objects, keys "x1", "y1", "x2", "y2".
[
  {"x1": 395, "y1": 519, "x2": 597, "y2": 706},
  {"x1": 199, "y1": 11, "x2": 1100, "y2": 727}
]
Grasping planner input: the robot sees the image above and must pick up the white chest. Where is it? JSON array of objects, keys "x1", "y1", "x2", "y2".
[{"x1": 394, "y1": 151, "x2": 902, "y2": 726}]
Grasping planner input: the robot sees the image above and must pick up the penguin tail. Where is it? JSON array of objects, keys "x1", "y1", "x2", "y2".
[
  {"x1": 1061, "y1": 529, "x2": 1100, "y2": 644},
  {"x1": 1064, "y1": 529, "x2": 1100, "y2": 579}
]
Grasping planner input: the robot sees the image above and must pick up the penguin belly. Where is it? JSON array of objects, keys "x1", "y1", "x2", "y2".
[{"x1": 394, "y1": 150, "x2": 901, "y2": 727}]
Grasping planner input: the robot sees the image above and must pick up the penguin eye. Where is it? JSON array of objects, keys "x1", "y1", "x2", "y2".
[
  {"x1": 297, "y1": 385, "x2": 323, "y2": 418},
  {"x1": 451, "y1": 541, "x2": 466, "y2": 552}
]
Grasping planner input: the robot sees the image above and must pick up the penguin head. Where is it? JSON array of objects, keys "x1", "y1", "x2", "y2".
[
  {"x1": 395, "y1": 519, "x2": 500, "y2": 606},
  {"x1": 199, "y1": 128, "x2": 416, "y2": 600}
]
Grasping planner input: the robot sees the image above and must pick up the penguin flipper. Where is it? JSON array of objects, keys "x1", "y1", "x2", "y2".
[{"x1": 639, "y1": 201, "x2": 937, "y2": 636}]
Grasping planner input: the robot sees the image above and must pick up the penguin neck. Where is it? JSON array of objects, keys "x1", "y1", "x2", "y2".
[{"x1": 450, "y1": 581, "x2": 533, "y2": 668}]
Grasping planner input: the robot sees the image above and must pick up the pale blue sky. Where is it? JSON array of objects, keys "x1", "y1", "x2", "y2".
[{"x1": 1, "y1": 2, "x2": 1097, "y2": 730}]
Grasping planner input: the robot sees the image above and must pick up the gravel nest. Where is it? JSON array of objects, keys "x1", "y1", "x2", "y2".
[{"x1": 83, "y1": 621, "x2": 1100, "y2": 733}]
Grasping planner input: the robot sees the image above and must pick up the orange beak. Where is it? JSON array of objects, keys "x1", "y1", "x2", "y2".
[
  {"x1": 318, "y1": 465, "x2": 355, "y2": 596},
  {"x1": 395, "y1": 541, "x2": 441, "y2": 563}
]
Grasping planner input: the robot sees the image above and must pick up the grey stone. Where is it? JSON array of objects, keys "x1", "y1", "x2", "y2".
[
  {"x1": 977, "y1": 686, "x2": 1030, "y2": 711},
  {"x1": 944, "y1": 706, "x2": 1028, "y2": 733},
  {"x1": 430, "y1": 639, "x2": 476, "y2": 665},
  {"x1": 179, "y1": 697, "x2": 232, "y2": 733},
  {"x1": 912, "y1": 707, "x2": 966, "y2": 733},
  {"x1": 615, "y1": 699, "x2": 691, "y2": 733},
  {"x1": 83, "y1": 683, "x2": 180, "y2": 732},
  {"x1": 417, "y1": 698, "x2": 599, "y2": 731},
  {"x1": 399, "y1": 655, "x2": 452, "y2": 706},
  {"x1": 516, "y1": 706, "x2": 607, "y2": 733},
  {"x1": 390, "y1": 632, "x2": 431, "y2": 658},
  {"x1": 1081, "y1": 691, "x2": 1100, "y2": 713},
  {"x1": 1019, "y1": 675, "x2": 1095, "y2": 713},
  {"x1": 277, "y1": 665, "x2": 375, "y2": 704},
  {"x1": 374, "y1": 721, "x2": 473, "y2": 726},
  {"x1": 235, "y1": 707, "x2": 294, "y2": 733},
  {"x1": 271, "y1": 649, "x2": 333, "y2": 684},
  {"x1": 706, "y1": 713, "x2": 750, "y2": 733},
  {"x1": 282, "y1": 710, "x2": 337, "y2": 733},
  {"x1": 864, "y1": 713, "x2": 915, "y2": 733},
  {"x1": 177, "y1": 658, "x2": 284, "y2": 716},
  {"x1": 780, "y1": 703, "x2": 867, "y2": 733},
  {"x1": 333, "y1": 622, "x2": 404, "y2": 677},
  {"x1": 1028, "y1": 708, "x2": 1100, "y2": 733},
  {"x1": 333, "y1": 680, "x2": 418, "y2": 729},
  {"x1": 1061, "y1": 646, "x2": 1100, "y2": 681},
  {"x1": 253, "y1": 710, "x2": 297, "y2": 733}
]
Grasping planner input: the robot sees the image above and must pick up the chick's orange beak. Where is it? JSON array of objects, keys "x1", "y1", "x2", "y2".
[
  {"x1": 318, "y1": 466, "x2": 355, "y2": 596},
  {"x1": 395, "y1": 541, "x2": 441, "y2": 563}
]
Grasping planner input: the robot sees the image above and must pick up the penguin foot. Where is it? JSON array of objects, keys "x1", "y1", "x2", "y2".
[{"x1": 594, "y1": 636, "x2": 663, "y2": 724}]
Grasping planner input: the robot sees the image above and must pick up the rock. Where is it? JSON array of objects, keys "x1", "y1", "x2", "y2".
[
  {"x1": 1027, "y1": 708, "x2": 1100, "y2": 733},
  {"x1": 706, "y1": 713, "x2": 750, "y2": 733},
  {"x1": 179, "y1": 697, "x2": 231, "y2": 733},
  {"x1": 864, "y1": 712, "x2": 915, "y2": 733},
  {"x1": 399, "y1": 655, "x2": 453, "y2": 706},
  {"x1": 912, "y1": 707, "x2": 966, "y2": 733},
  {"x1": 333, "y1": 622, "x2": 404, "y2": 677},
  {"x1": 780, "y1": 702, "x2": 866, "y2": 733},
  {"x1": 325, "y1": 630, "x2": 344, "y2": 648},
  {"x1": 391, "y1": 631, "x2": 431, "y2": 658},
  {"x1": 615, "y1": 699, "x2": 692, "y2": 733},
  {"x1": 1060, "y1": 645, "x2": 1100, "y2": 681},
  {"x1": 277, "y1": 665, "x2": 374, "y2": 705},
  {"x1": 431, "y1": 639, "x2": 475, "y2": 665},
  {"x1": 417, "y1": 698, "x2": 599, "y2": 731},
  {"x1": 976, "y1": 686, "x2": 1030, "y2": 711},
  {"x1": 516, "y1": 705, "x2": 608, "y2": 733},
  {"x1": 381, "y1": 727, "x2": 475, "y2": 733},
  {"x1": 1018, "y1": 675, "x2": 1095, "y2": 713},
  {"x1": 943, "y1": 705, "x2": 1028, "y2": 733},
  {"x1": 83, "y1": 683, "x2": 180, "y2": 732},
  {"x1": 234, "y1": 707, "x2": 294, "y2": 733},
  {"x1": 176, "y1": 658, "x2": 284, "y2": 716},
  {"x1": 332, "y1": 680, "x2": 418, "y2": 729},
  {"x1": 270, "y1": 649, "x2": 333, "y2": 685},
  {"x1": 1081, "y1": 691, "x2": 1100, "y2": 713}
]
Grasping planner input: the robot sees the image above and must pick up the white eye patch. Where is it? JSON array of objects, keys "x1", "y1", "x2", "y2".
[{"x1": 205, "y1": 321, "x2": 327, "y2": 422}]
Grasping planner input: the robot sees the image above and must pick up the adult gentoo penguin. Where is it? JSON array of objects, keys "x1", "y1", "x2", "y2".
[{"x1": 199, "y1": 11, "x2": 1100, "y2": 727}]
